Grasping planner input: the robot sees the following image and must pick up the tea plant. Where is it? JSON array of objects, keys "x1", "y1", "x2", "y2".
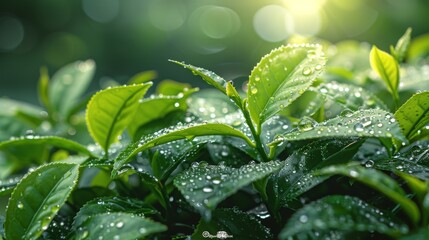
[{"x1": 1, "y1": 28, "x2": 429, "y2": 239}]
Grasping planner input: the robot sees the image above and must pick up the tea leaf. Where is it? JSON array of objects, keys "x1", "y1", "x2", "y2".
[
  {"x1": 279, "y1": 195, "x2": 408, "y2": 239},
  {"x1": 113, "y1": 122, "x2": 255, "y2": 177},
  {"x1": 192, "y1": 208, "x2": 273, "y2": 239},
  {"x1": 0, "y1": 136, "x2": 93, "y2": 157},
  {"x1": 0, "y1": 99, "x2": 44, "y2": 141},
  {"x1": 315, "y1": 81, "x2": 388, "y2": 111},
  {"x1": 174, "y1": 161, "x2": 283, "y2": 219},
  {"x1": 169, "y1": 60, "x2": 227, "y2": 94},
  {"x1": 271, "y1": 109, "x2": 407, "y2": 143},
  {"x1": 267, "y1": 138, "x2": 362, "y2": 213},
  {"x1": 49, "y1": 60, "x2": 95, "y2": 117},
  {"x1": 392, "y1": 27, "x2": 412, "y2": 63},
  {"x1": 369, "y1": 46, "x2": 399, "y2": 99},
  {"x1": 394, "y1": 91, "x2": 429, "y2": 141},
  {"x1": 73, "y1": 196, "x2": 157, "y2": 228},
  {"x1": 247, "y1": 44, "x2": 326, "y2": 127},
  {"x1": 74, "y1": 213, "x2": 166, "y2": 239},
  {"x1": 317, "y1": 164, "x2": 420, "y2": 224},
  {"x1": 86, "y1": 83, "x2": 152, "y2": 153},
  {"x1": 5, "y1": 163, "x2": 79, "y2": 240},
  {"x1": 128, "y1": 88, "x2": 197, "y2": 139},
  {"x1": 128, "y1": 70, "x2": 157, "y2": 84}
]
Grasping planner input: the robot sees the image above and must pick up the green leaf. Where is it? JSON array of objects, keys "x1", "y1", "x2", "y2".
[
  {"x1": 113, "y1": 122, "x2": 255, "y2": 177},
  {"x1": 173, "y1": 161, "x2": 283, "y2": 219},
  {"x1": 315, "y1": 81, "x2": 388, "y2": 111},
  {"x1": 271, "y1": 109, "x2": 407, "y2": 143},
  {"x1": 128, "y1": 70, "x2": 157, "y2": 84},
  {"x1": 128, "y1": 87, "x2": 198, "y2": 139},
  {"x1": 369, "y1": 46, "x2": 400, "y2": 98},
  {"x1": 0, "y1": 174, "x2": 22, "y2": 196},
  {"x1": 0, "y1": 136, "x2": 92, "y2": 178},
  {"x1": 74, "y1": 213, "x2": 166, "y2": 239},
  {"x1": 0, "y1": 99, "x2": 44, "y2": 141},
  {"x1": 374, "y1": 158, "x2": 429, "y2": 181},
  {"x1": 5, "y1": 163, "x2": 80, "y2": 240},
  {"x1": 86, "y1": 83, "x2": 152, "y2": 153},
  {"x1": 247, "y1": 44, "x2": 326, "y2": 127},
  {"x1": 316, "y1": 164, "x2": 420, "y2": 224},
  {"x1": 192, "y1": 208, "x2": 273, "y2": 240},
  {"x1": 170, "y1": 60, "x2": 227, "y2": 94},
  {"x1": 156, "y1": 79, "x2": 191, "y2": 95},
  {"x1": 150, "y1": 141, "x2": 205, "y2": 181},
  {"x1": 408, "y1": 33, "x2": 429, "y2": 62},
  {"x1": 279, "y1": 195, "x2": 408, "y2": 239},
  {"x1": 0, "y1": 136, "x2": 93, "y2": 156},
  {"x1": 392, "y1": 27, "x2": 412, "y2": 63},
  {"x1": 267, "y1": 138, "x2": 362, "y2": 213},
  {"x1": 280, "y1": 90, "x2": 324, "y2": 119},
  {"x1": 38, "y1": 67, "x2": 51, "y2": 112},
  {"x1": 394, "y1": 91, "x2": 429, "y2": 141},
  {"x1": 73, "y1": 196, "x2": 158, "y2": 228},
  {"x1": 49, "y1": 60, "x2": 95, "y2": 117}
]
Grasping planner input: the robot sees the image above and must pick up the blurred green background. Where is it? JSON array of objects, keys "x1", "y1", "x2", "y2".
[{"x1": 1, "y1": 0, "x2": 428, "y2": 103}]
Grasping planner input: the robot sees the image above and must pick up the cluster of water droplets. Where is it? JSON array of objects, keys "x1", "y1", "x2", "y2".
[
  {"x1": 283, "y1": 109, "x2": 401, "y2": 142},
  {"x1": 289, "y1": 195, "x2": 408, "y2": 237},
  {"x1": 176, "y1": 160, "x2": 282, "y2": 212}
]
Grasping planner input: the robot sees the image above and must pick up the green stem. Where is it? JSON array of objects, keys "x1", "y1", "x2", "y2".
[
  {"x1": 393, "y1": 90, "x2": 400, "y2": 111},
  {"x1": 241, "y1": 106, "x2": 269, "y2": 162}
]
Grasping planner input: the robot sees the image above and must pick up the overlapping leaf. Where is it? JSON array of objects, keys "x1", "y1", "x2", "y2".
[
  {"x1": 5, "y1": 163, "x2": 80, "y2": 240},
  {"x1": 279, "y1": 195, "x2": 408, "y2": 239},
  {"x1": 267, "y1": 138, "x2": 362, "y2": 213},
  {"x1": 247, "y1": 44, "x2": 326, "y2": 127},
  {"x1": 73, "y1": 196, "x2": 158, "y2": 228},
  {"x1": 315, "y1": 81, "x2": 388, "y2": 111},
  {"x1": 49, "y1": 60, "x2": 95, "y2": 117},
  {"x1": 74, "y1": 213, "x2": 166, "y2": 239},
  {"x1": 271, "y1": 109, "x2": 406, "y2": 143},
  {"x1": 174, "y1": 161, "x2": 283, "y2": 219},
  {"x1": 113, "y1": 122, "x2": 254, "y2": 176},
  {"x1": 192, "y1": 208, "x2": 273, "y2": 239},
  {"x1": 394, "y1": 91, "x2": 429, "y2": 141},
  {"x1": 317, "y1": 164, "x2": 420, "y2": 224},
  {"x1": 128, "y1": 87, "x2": 197, "y2": 139}
]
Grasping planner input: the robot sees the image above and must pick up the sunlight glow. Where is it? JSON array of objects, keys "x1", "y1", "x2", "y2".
[{"x1": 283, "y1": 0, "x2": 327, "y2": 14}]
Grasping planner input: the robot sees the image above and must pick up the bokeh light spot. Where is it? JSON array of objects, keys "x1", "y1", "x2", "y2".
[
  {"x1": 0, "y1": 16, "x2": 24, "y2": 52},
  {"x1": 290, "y1": 11, "x2": 322, "y2": 37},
  {"x1": 253, "y1": 5, "x2": 294, "y2": 42},
  {"x1": 191, "y1": 6, "x2": 241, "y2": 39},
  {"x1": 148, "y1": 1, "x2": 186, "y2": 31},
  {"x1": 82, "y1": 0, "x2": 119, "y2": 23}
]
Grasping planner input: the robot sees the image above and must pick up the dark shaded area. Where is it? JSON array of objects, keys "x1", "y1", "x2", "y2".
[{"x1": 0, "y1": 0, "x2": 428, "y2": 103}]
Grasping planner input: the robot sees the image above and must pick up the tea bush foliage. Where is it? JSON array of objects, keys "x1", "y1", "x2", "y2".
[{"x1": 2, "y1": 28, "x2": 429, "y2": 239}]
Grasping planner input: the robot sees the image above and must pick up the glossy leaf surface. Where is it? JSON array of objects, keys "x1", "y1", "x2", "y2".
[
  {"x1": 272, "y1": 109, "x2": 406, "y2": 143},
  {"x1": 86, "y1": 83, "x2": 152, "y2": 152},
  {"x1": 5, "y1": 163, "x2": 79, "y2": 240},
  {"x1": 174, "y1": 161, "x2": 282, "y2": 218},
  {"x1": 280, "y1": 195, "x2": 408, "y2": 239},
  {"x1": 247, "y1": 44, "x2": 326, "y2": 127}
]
